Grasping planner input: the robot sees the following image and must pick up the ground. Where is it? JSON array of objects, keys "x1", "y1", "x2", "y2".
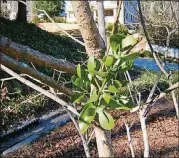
[
  {"x1": 4, "y1": 99, "x2": 178, "y2": 158},
  {"x1": 37, "y1": 23, "x2": 79, "y2": 33}
]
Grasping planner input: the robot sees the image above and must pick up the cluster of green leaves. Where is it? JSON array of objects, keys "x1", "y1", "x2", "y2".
[
  {"x1": 71, "y1": 34, "x2": 139, "y2": 133},
  {"x1": 34, "y1": 0, "x2": 65, "y2": 17},
  {"x1": 106, "y1": 23, "x2": 129, "y2": 35}
]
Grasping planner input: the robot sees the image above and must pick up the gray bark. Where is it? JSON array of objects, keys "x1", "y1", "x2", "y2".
[
  {"x1": 97, "y1": 0, "x2": 107, "y2": 47},
  {"x1": 94, "y1": 127, "x2": 114, "y2": 157},
  {"x1": 139, "y1": 110, "x2": 149, "y2": 158}
]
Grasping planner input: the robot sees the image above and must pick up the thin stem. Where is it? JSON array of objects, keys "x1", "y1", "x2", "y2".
[
  {"x1": 124, "y1": 120, "x2": 135, "y2": 158},
  {"x1": 65, "y1": 109, "x2": 91, "y2": 157}
]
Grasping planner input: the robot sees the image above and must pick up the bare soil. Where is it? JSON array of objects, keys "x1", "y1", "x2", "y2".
[
  {"x1": 37, "y1": 23, "x2": 79, "y2": 33},
  {"x1": 3, "y1": 99, "x2": 178, "y2": 158}
]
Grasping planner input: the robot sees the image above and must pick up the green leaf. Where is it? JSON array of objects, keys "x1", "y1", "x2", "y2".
[
  {"x1": 121, "y1": 52, "x2": 140, "y2": 62},
  {"x1": 120, "y1": 60, "x2": 133, "y2": 71},
  {"x1": 106, "y1": 98, "x2": 132, "y2": 110},
  {"x1": 95, "y1": 59, "x2": 101, "y2": 71},
  {"x1": 104, "y1": 55, "x2": 115, "y2": 67},
  {"x1": 110, "y1": 34, "x2": 125, "y2": 53},
  {"x1": 87, "y1": 56, "x2": 96, "y2": 74},
  {"x1": 113, "y1": 80, "x2": 122, "y2": 89},
  {"x1": 77, "y1": 64, "x2": 81, "y2": 78},
  {"x1": 112, "y1": 59, "x2": 121, "y2": 71},
  {"x1": 106, "y1": 72, "x2": 115, "y2": 81},
  {"x1": 102, "y1": 93, "x2": 111, "y2": 104},
  {"x1": 95, "y1": 71, "x2": 107, "y2": 78},
  {"x1": 122, "y1": 35, "x2": 137, "y2": 49},
  {"x1": 103, "y1": 98, "x2": 118, "y2": 108},
  {"x1": 98, "y1": 110, "x2": 114, "y2": 130},
  {"x1": 108, "y1": 85, "x2": 118, "y2": 93},
  {"x1": 79, "y1": 103, "x2": 96, "y2": 133},
  {"x1": 86, "y1": 89, "x2": 98, "y2": 104},
  {"x1": 107, "y1": 95, "x2": 134, "y2": 110},
  {"x1": 116, "y1": 100, "x2": 134, "y2": 110},
  {"x1": 71, "y1": 93, "x2": 84, "y2": 104},
  {"x1": 72, "y1": 76, "x2": 83, "y2": 88}
]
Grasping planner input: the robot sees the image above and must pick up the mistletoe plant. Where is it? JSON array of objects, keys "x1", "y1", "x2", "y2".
[{"x1": 71, "y1": 33, "x2": 139, "y2": 133}]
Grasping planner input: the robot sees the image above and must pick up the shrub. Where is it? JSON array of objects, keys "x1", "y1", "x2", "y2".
[
  {"x1": 53, "y1": 17, "x2": 66, "y2": 23},
  {"x1": 106, "y1": 23, "x2": 129, "y2": 35}
]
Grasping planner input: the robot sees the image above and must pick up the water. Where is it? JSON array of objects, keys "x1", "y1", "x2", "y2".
[{"x1": 134, "y1": 58, "x2": 179, "y2": 72}]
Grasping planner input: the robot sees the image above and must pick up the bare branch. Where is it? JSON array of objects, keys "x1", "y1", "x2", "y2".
[
  {"x1": 124, "y1": 119, "x2": 135, "y2": 158},
  {"x1": 65, "y1": 109, "x2": 90, "y2": 157},
  {"x1": 1, "y1": 64, "x2": 79, "y2": 116},
  {"x1": 0, "y1": 36, "x2": 76, "y2": 74},
  {"x1": 137, "y1": 0, "x2": 169, "y2": 78}
]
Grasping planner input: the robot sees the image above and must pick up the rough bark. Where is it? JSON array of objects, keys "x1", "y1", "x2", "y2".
[
  {"x1": 1, "y1": 64, "x2": 79, "y2": 116},
  {"x1": 1, "y1": 53, "x2": 73, "y2": 96},
  {"x1": 94, "y1": 127, "x2": 114, "y2": 157},
  {"x1": 0, "y1": 36, "x2": 75, "y2": 74},
  {"x1": 97, "y1": 0, "x2": 107, "y2": 47},
  {"x1": 71, "y1": 1, "x2": 105, "y2": 57},
  {"x1": 16, "y1": 0, "x2": 27, "y2": 22}
]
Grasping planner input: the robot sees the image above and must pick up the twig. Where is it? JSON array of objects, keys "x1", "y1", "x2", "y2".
[
  {"x1": 124, "y1": 119, "x2": 135, "y2": 158},
  {"x1": 1, "y1": 64, "x2": 79, "y2": 116},
  {"x1": 87, "y1": 130, "x2": 95, "y2": 145},
  {"x1": 20, "y1": 93, "x2": 43, "y2": 104},
  {"x1": 137, "y1": 0, "x2": 169, "y2": 78},
  {"x1": 30, "y1": 62, "x2": 37, "y2": 71},
  {"x1": 65, "y1": 109, "x2": 91, "y2": 157}
]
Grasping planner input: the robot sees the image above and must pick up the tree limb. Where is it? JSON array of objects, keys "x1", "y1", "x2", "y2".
[
  {"x1": 0, "y1": 64, "x2": 79, "y2": 116},
  {"x1": 1, "y1": 53, "x2": 73, "y2": 96},
  {"x1": 0, "y1": 36, "x2": 76, "y2": 74}
]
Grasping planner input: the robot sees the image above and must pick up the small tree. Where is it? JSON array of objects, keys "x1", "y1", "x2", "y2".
[{"x1": 35, "y1": 0, "x2": 65, "y2": 17}]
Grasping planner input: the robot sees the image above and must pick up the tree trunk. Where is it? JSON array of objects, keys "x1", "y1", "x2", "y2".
[
  {"x1": 97, "y1": 0, "x2": 107, "y2": 47},
  {"x1": 0, "y1": 36, "x2": 75, "y2": 74},
  {"x1": 16, "y1": 0, "x2": 27, "y2": 22},
  {"x1": 94, "y1": 127, "x2": 114, "y2": 157},
  {"x1": 1, "y1": 53, "x2": 73, "y2": 96},
  {"x1": 71, "y1": 1, "x2": 105, "y2": 57}
]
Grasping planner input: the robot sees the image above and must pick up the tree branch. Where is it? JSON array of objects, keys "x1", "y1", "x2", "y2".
[
  {"x1": 0, "y1": 36, "x2": 76, "y2": 74},
  {"x1": 0, "y1": 64, "x2": 79, "y2": 116},
  {"x1": 1, "y1": 53, "x2": 73, "y2": 96}
]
